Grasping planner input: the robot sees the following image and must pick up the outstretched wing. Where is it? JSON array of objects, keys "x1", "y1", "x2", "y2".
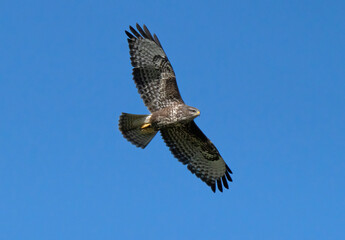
[
  {"x1": 160, "y1": 121, "x2": 232, "y2": 192},
  {"x1": 126, "y1": 24, "x2": 184, "y2": 112}
]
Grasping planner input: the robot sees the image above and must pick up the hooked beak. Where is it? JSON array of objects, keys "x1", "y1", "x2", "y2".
[{"x1": 196, "y1": 110, "x2": 200, "y2": 116}]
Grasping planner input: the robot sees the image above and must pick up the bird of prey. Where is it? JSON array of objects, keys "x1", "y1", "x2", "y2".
[{"x1": 119, "y1": 24, "x2": 232, "y2": 192}]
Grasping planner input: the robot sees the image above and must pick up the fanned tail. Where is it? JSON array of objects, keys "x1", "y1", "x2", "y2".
[{"x1": 119, "y1": 113, "x2": 157, "y2": 148}]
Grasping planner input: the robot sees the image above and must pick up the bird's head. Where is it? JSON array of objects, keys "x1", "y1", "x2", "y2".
[{"x1": 186, "y1": 106, "x2": 200, "y2": 119}]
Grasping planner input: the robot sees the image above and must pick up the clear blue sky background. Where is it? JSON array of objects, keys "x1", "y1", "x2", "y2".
[{"x1": 1, "y1": 1, "x2": 344, "y2": 239}]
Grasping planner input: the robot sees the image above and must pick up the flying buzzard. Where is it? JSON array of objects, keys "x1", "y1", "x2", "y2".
[{"x1": 119, "y1": 24, "x2": 232, "y2": 192}]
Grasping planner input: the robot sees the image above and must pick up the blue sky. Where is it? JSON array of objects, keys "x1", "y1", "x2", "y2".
[{"x1": 1, "y1": 0, "x2": 345, "y2": 239}]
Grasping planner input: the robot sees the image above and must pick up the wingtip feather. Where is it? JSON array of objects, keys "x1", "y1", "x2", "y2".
[
  {"x1": 125, "y1": 30, "x2": 135, "y2": 39},
  {"x1": 222, "y1": 176, "x2": 229, "y2": 189},
  {"x1": 226, "y1": 171, "x2": 232, "y2": 181},
  {"x1": 143, "y1": 25, "x2": 154, "y2": 41},
  {"x1": 211, "y1": 184, "x2": 216, "y2": 193},
  {"x1": 136, "y1": 23, "x2": 148, "y2": 38},
  {"x1": 217, "y1": 179, "x2": 223, "y2": 192},
  {"x1": 129, "y1": 25, "x2": 141, "y2": 38},
  {"x1": 226, "y1": 165, "x2": 233, "y2": 174}
]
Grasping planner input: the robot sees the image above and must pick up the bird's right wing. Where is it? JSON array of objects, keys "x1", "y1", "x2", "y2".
[
  {"x1": 160, "y1": 121, "x2": 232, "y2": 192},
  {"x1": 126, "y1": 24, "x2": 184, "y2": 112}
]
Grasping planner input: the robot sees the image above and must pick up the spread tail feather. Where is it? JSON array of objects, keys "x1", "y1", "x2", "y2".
[{"x1": 119, "y1": 113, "x2": 157, "y2": 148}]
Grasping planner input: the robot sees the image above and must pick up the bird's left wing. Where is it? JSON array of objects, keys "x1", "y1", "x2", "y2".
[
  {"x1": 160, "y1": 121, "x2": 232, "y2": 192},
  {"x1": 125, "y1": 24, "x2": 184, "y2": 112}
]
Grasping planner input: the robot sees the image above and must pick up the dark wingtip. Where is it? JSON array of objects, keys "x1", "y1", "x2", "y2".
[
  {"x1": 226, "y1": 165, "x2": 233, "y2": 174},
  {"x1": 126, "y1": 24, "x2": 164, "y2": 50},
  {"x1": 222, "y1": 175, "x2": 229, "y2": 189},
  {"x1": 217, "y1": 179, "x2": 223, "y2": 192},
  {"x1": 136, "y1": 23, "x2": 148, "y2": 38},
  {"x1": 211, "y1": 184, "x2": 216, "y2": 193},
  {"x1": 153, "y1": 33, "x2": 163, "y2": 48},
  {"x1": 143, "y1": 24, "x2": 154, "y2": 41},
  {"x1": 129, "y1": 25, "x2": 141, "y2": 38},
  {"x1": 125, "y1": 30, "x2": 134, "y2": 39},
  {"x1": 225, "y1": 171, "x2": 232, "y2": 182}
]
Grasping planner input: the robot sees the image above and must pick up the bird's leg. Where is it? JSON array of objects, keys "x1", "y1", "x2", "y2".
[
  {"x1": 140, "y1": 123, "x2": 155, "y2": 133},
  {"x1": 141, "y1": 123, "x2": 151, "y2": 129}
]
